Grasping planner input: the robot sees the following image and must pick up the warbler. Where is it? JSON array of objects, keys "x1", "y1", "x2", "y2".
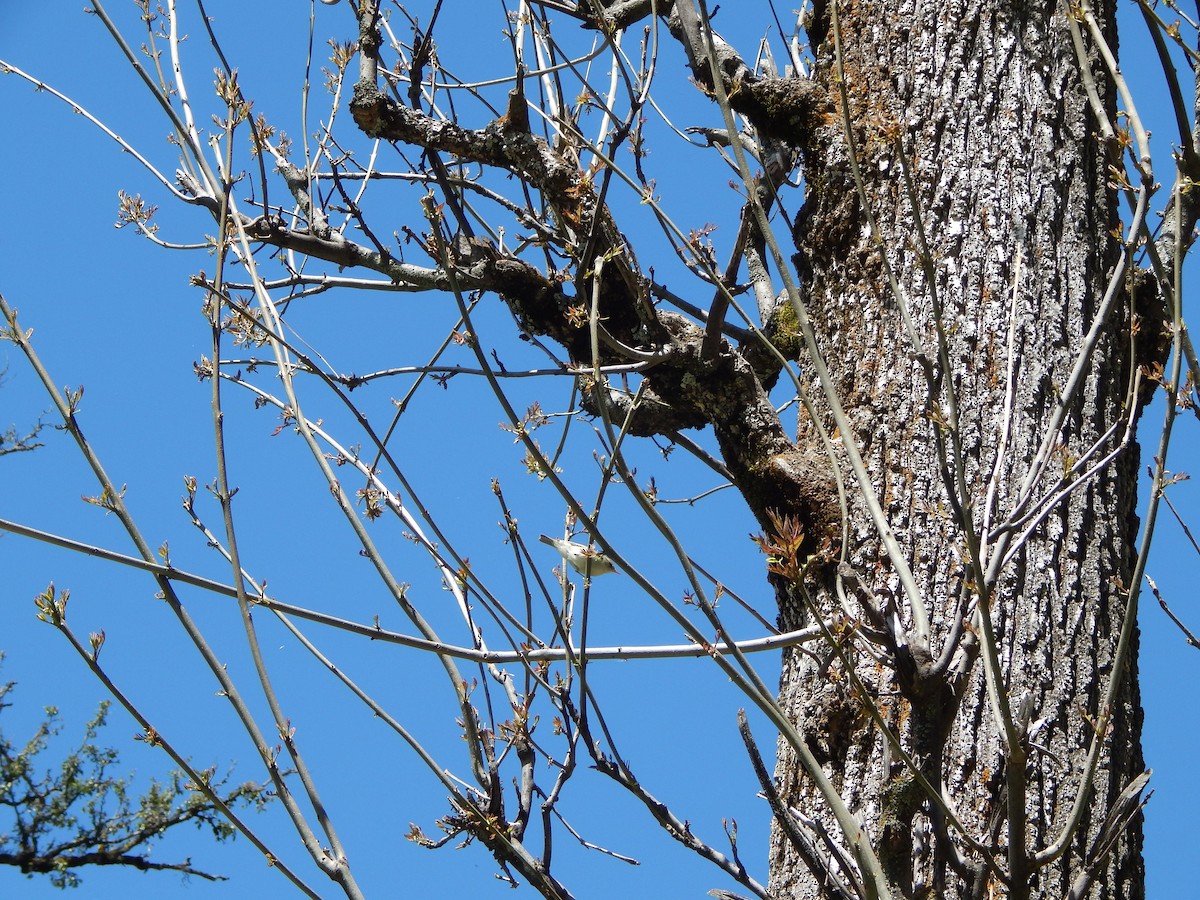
[{"x1": 538, "y1": 534, "x2": 618, "y2": 576}]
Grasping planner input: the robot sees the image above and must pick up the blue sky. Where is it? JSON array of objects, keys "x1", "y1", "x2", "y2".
[{"x1": 1, "y1": 2, "x2": 1198, "y2": 898}]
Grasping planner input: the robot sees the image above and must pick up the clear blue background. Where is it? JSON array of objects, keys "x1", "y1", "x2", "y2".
[{"x1": 0, "y1": 2, "x2": 1196, "y2": 898}]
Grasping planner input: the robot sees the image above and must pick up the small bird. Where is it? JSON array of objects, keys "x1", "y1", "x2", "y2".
[{"x1": 539, "y1": 534, "x2": 618, "y2": 577}]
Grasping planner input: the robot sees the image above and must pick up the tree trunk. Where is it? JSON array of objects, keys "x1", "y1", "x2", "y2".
[{"x1": 769, "y1": 1, "x2": 1144, "y2": 897}]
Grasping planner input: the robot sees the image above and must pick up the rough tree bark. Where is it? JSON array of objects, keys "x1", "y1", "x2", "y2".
[{"x1": 768, "y1": 1, "x2": 1145, "y2": 898}]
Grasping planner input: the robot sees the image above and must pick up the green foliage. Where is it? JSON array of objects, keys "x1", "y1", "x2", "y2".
[{"x1": 0, "y1": 667, "x2": 270, "y2": 889}]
